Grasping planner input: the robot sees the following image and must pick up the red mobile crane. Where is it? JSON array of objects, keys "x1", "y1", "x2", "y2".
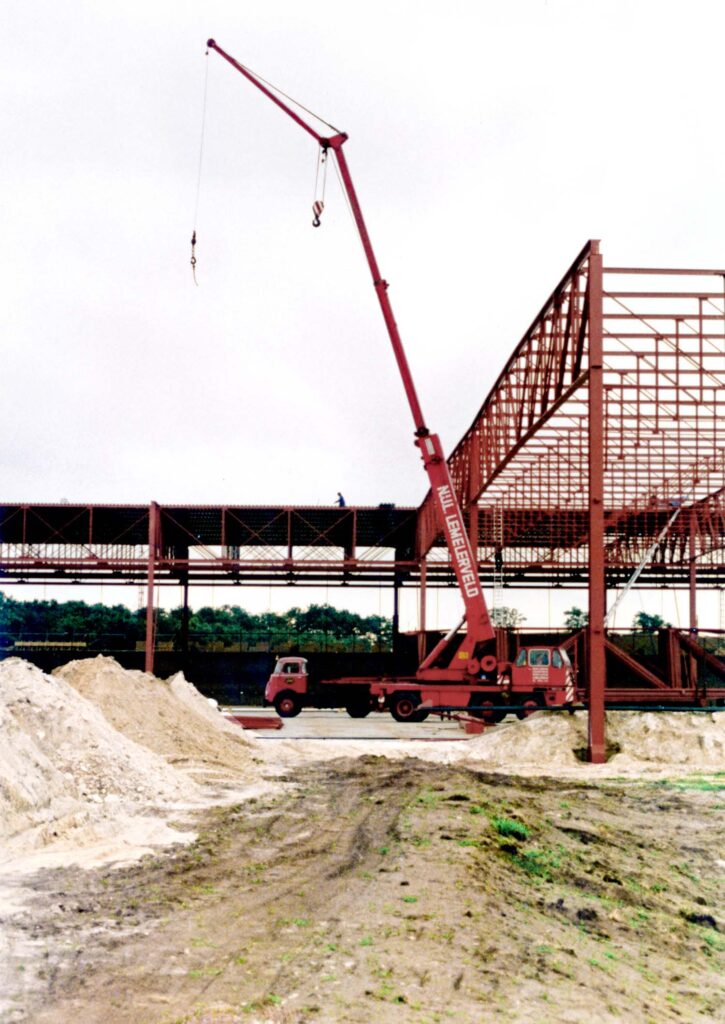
[{"x1": 207, "y1": 40, "x2": 575, "y2": 721}]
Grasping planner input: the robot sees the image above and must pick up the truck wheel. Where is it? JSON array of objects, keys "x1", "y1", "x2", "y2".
[
  {"x1": 390, "y1": 692, "x2": 427, "y2": 723},
  {"x1": 274, "y1": 691, "x2": 301, "y2": 718},
  {"x1": 346, "y1": 701, "x2": 372, "y2": 718}
]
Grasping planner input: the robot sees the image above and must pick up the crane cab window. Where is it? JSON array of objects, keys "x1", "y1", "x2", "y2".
[
  {"x1": 552, "y1": 650, "x2": 563, "y2": 668},
  {"x1": 515, "y1": 650, "x2": 527, "y2": 667},
  {"x1": 528, "y1": 649, "x2": 550, "y2": 667}
]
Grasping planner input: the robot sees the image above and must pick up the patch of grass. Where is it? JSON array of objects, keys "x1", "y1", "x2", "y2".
[
  {"x1": 668, "y1": 775, "x2": 725, "y2": 792},
  {"x1": 402, "y1": 895, "x2": 418, "y2": 903},
  {"x1": 187, "y1": 966, "x2": 222, "y2": 979},
  {"x1": 510, "y1": 847, "x2": 561, "y2": 880},
  {"x1": 673, "y1": 863, "x2": 699, "y2": 884},
  {"x1": 491, "y1": 817, "x2": 530, "y2": 841},
  {"x1": 360, "y1": 936, "x2": 373, "y2": 947}
]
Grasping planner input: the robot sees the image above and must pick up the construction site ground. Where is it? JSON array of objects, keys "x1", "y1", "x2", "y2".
[{"x1": 1, "y1": 662, "x2": 723, "y2": 1024}]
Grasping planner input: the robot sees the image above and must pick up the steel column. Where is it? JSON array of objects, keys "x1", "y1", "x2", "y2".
[
  {"x1": 587, "y1": 242, "x2": 606, "y2": 763},
  {"x1": 418, "y1": 557, "x2": 427, "y2": 662},
  {"x1": 689, "y1": 509, "x2": 698, "y2": 629},
  {"x1": 144, "y1": 502, "x2": 159, "y2": 675},
  {"x1": 689, "y1": 509, "x2": 698, "y2": 685}
]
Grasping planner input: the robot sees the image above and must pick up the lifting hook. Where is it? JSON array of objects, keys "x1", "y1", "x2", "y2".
[
  {"x1": 312, "y1": 200, "x2": 324, "y2": 228},
  {"x1": 190, "y1": 230, "x2": 198, "y2": 284}
]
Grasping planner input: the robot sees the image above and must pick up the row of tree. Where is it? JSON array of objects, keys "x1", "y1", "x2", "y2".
[
  {"x1": 562, "y1": 606, "x2": 670, "y2": 631},
  {"x1": 0, "y1": 593, "x2": 672, "y2": 653},
  {"x1": 0, "y1": 593, "x2": 393, "y2": 653}
]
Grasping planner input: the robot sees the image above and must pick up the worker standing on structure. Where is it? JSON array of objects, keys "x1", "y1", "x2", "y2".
[{"x1": 336, "y1": 492, "x2": 346, "y2": 507}]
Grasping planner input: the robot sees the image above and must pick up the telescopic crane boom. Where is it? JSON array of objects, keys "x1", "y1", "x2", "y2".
[{"x1": 207, "y1": 40, "x2": 494, "y2": 673}]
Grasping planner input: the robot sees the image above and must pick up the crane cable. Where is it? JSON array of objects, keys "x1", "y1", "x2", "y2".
[
  {"x1": 191, "y1": 47, "x2": 211, "y2": 285},
  {"x1": 312, "y1": 145, "x2": 328, "y2": 227}
]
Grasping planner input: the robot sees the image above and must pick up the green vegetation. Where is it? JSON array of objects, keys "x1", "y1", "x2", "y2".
[
  {"x1": 632, "y1": 611, "x2": 670, "y2": 631},
  {"x1": 490, "y1": 606, "x2": 526, "y2": 628},
  {"x1": 0, "y1": 592, "x2": 391, "y2": 653},
  {"x1": 564, "y1": 606, "x2": 588, "y2": 628},
  {"x1": 492, "y1": 817, "x2": 530, "y2": 841}
]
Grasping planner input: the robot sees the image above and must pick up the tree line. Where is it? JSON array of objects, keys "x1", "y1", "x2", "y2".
[{"x1": 0, "y1": 593, "x2": 393, "y2": 653}]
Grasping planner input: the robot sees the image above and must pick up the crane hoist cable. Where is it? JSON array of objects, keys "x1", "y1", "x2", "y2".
[
  {"x1": 312, "y1": 145, "x2": 328, "y2": 227},
  {"x1": 191, "y1": 46, "x2": 211, "y2": 285}
]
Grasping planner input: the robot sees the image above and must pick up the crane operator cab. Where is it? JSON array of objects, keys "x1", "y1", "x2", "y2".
[{"x1": 264, "y1": 656, "x2": 308, "y2": 717}]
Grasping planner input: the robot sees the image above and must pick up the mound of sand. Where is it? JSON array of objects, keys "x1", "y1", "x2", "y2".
[
  {"x1": 607, "y1": 710, "x2": 724, "y2": 767},
  {"x1": 461, "y1": 712, "x2": 585, "y2": 768},
  {"x1": 55, "y1": 657, "x2": 255, "y2": 776},
  {"x1": 458, "y1": 709, "x2": 724, "y2": 772},
  {"x1": 0, "y1": 659, "x2": 201, "y2": 851}
]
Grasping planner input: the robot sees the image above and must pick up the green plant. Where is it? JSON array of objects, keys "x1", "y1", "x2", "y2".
[{"x1": 492, "y1": 817, "x2": 530, "y2": 841}]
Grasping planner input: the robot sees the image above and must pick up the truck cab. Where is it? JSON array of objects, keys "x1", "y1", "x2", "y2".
[
  {"x1": 507, "y1": 645, "x2": 576, "y2": 706},
  {"x1": 264, "y1": 656, "x2": 308, "y2": 717}
]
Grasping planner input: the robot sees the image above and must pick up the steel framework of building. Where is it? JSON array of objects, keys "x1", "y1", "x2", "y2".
[{"x1": 2, "y1": 242, "x2": 724, "y2": 753}]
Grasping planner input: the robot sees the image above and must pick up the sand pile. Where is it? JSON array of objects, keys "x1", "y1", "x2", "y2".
[
  {"x1": 461, "y1": 712, "x2": 585, "y2": 769},
  {"x1": 0, "y1": 659, "x2": 201, "y2": 851},
  {"x1": 458, "y1": 709, "x2": 724, "y2": 772},
  {"x1": 607, "y1": 710, "x2": 724, "y2": 767},
  {"x1": 55, "y1": 656, "x2": 255, "y2": 776}
]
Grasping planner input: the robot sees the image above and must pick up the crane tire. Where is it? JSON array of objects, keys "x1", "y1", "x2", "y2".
[{"x1": 390, "y1": 692, "x2": 425, "y2": 723}]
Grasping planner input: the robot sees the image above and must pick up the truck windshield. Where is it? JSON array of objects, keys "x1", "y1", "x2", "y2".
[{"x1": 274, "y1": 660, "x2": 301, "y2": 674}]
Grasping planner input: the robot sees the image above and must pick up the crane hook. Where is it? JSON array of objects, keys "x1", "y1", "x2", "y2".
[
  {"x1": 190, "y1": 230, "x2": 198, "y2": 285},
  {"x1": 312, "y1": 200, "x2": 324, "y2": 228}
]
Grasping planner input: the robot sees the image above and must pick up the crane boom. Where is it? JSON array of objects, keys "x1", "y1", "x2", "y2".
[{"x1": 207, "y1": 40, "x2": 494, "y2": 659}]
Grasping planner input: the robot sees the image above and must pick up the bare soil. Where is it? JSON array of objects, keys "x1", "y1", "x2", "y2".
[{"x1": 2, "y1": 757, "x2": 723, "y2": 1024}]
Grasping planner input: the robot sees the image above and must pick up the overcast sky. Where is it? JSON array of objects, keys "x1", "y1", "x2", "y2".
[{"x1": 3, "y1": 1, "x2": 724, "y2": 625}]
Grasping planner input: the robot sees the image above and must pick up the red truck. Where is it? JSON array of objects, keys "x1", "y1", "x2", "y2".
[
  {"x1": 265, "y1": 645, "x2": 576, "y2": 722},
  {"x1": 210, "y1": 41, "x2": 578, "y2": 724}
]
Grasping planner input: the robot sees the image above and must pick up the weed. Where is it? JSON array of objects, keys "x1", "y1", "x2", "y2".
[
  {"x1": 673, "y1": 863, "x2": 700, "y2": 884},
  {"x1": 360, "y1": 936, "x2": 373, "y2": 947},
  {"x1": 402, "y1": 895, "x2": 418, "y2": 903},
  {"x1": 492, "y1": 817, "x2": 530, "y2": 841},
  {"x1": 587, "y1": 957, "x2": 609, "y2": 971},
  {"x1": 187, "y1": 966, "x2": 222, "y2": 979},
  {"x1": 510, "y1": 847, "x2": 560, "y2": 880}
]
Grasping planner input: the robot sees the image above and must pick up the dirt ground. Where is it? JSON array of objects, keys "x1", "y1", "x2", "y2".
[{"x1": 2, "y1": 754, "x2": 723, "y2": 1024}]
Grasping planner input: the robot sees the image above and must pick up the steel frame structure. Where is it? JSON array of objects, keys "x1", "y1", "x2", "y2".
[{"x1": 2, "y1": 243, "x2": 724, "y2": 754}]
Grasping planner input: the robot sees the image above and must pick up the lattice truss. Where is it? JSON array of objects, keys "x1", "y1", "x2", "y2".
[{"x1": 418, "y1": 242, "x2": 725, "y2": 586}]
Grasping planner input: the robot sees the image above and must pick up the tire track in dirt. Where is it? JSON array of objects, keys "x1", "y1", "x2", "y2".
[{"x1": 4, "y1": 758, "x2": 723, "y2": 1024}]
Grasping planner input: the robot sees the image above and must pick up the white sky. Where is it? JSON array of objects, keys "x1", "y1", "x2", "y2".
[{"x1": 3, "y1": 1, "x2": 724, "y2": 628}]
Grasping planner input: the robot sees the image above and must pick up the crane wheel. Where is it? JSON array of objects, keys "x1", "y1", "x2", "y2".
[
  {"x1": 470, "y1": 699, "x2": 506, "y2": 723},
  {"x1": 390, "y1": 692, "x2": 428, "y2": 723},
  {"x1": 516, "y1": 695, "x2": 543, "y2": 719}
]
